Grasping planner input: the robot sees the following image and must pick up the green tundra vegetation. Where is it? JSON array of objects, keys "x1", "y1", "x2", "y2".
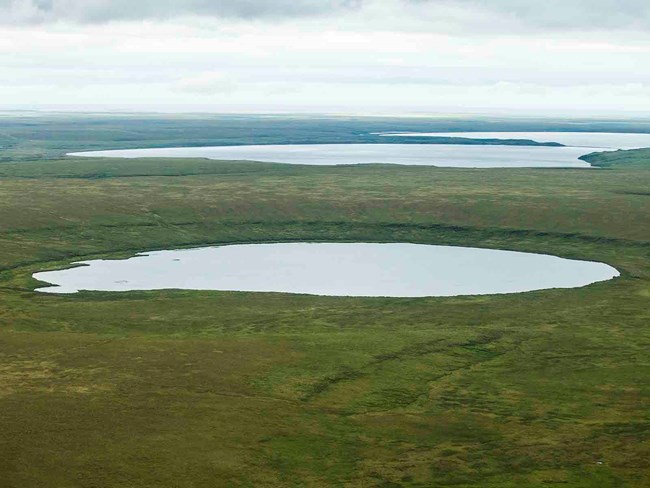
[{"x1": 0, "y1": 116, "x2": 648, "y2": 487}]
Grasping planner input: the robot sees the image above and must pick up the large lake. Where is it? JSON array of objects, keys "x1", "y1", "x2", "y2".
[
  {"x1": 377, "y1": 131, "x2": 650, "y2": 150},
  {"x1": 69, "y1": 143, "x2": 597, "y2": 168},
  {"x1": 33, "y1": 243, "x2": 619, "y2": 297},
  {"x1": 68, "y1": 131, "x2": 650, "y2": 168}
]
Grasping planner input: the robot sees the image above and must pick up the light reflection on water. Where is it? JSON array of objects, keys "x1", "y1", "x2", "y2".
[{"x1": 33, "y1": 243, "x2": 619, "y2": 297}]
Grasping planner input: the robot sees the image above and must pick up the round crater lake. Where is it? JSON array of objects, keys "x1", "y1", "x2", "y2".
[{"x1": 33, "y1": 243, "x2": 619, "y2": 297}]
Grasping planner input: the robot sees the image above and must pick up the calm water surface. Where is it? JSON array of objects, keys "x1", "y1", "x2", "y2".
[
  {"x1": 378, "y1": 131, "x2": 650, "y2": 150},
  {"x1": 33, "y1": 243, "x2": 619, "y2": 297},
  {"x1": 68, "y1": 131, "x2": 650, "y2": 168},
  {"x1": 69, "y1": 143, "x2": 596, "y2": 168}
]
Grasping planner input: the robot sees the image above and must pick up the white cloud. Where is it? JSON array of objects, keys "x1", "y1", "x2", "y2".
[
  {"x1": 175, "y1": 71, "x2": 239, "y2": 94},
  {"x1": 1, "y1": 1, "x2": 650, "y2": 114}
]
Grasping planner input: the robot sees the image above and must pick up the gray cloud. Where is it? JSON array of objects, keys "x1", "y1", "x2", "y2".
[
  {"x1": 447, "y1": 0, "x2": 650, "y2": 30},
  {"x1": 0, "y1": 0, "x2": 363, "y2": 23},
  {"x1": 1, "y1": 0, "x2": 650, "y2": 31}
]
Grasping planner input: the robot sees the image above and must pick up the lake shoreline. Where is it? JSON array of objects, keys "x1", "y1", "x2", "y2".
[{"x1": 33, "y1": 242, "x2": 619, "y2": 297}]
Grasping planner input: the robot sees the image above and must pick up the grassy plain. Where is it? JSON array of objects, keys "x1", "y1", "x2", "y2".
[{"x1": 0, "y1": 118, "x2": 649, "y2": 487}]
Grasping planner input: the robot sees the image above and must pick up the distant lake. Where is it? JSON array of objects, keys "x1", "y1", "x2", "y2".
[
  {"x1": 33, "y1": 243, "x2": 619, "y2": 297},
  {"x1": 69, "y1": 143, "x2": 597, "y2": 168},
  {"x1": 377, "y1": 131, "x2": 650, "y2": 150}
]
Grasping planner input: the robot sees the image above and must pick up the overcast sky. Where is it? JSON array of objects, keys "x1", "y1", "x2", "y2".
[{"x1": 2, "y1": 0, "x2": 650, "y2": 114}]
